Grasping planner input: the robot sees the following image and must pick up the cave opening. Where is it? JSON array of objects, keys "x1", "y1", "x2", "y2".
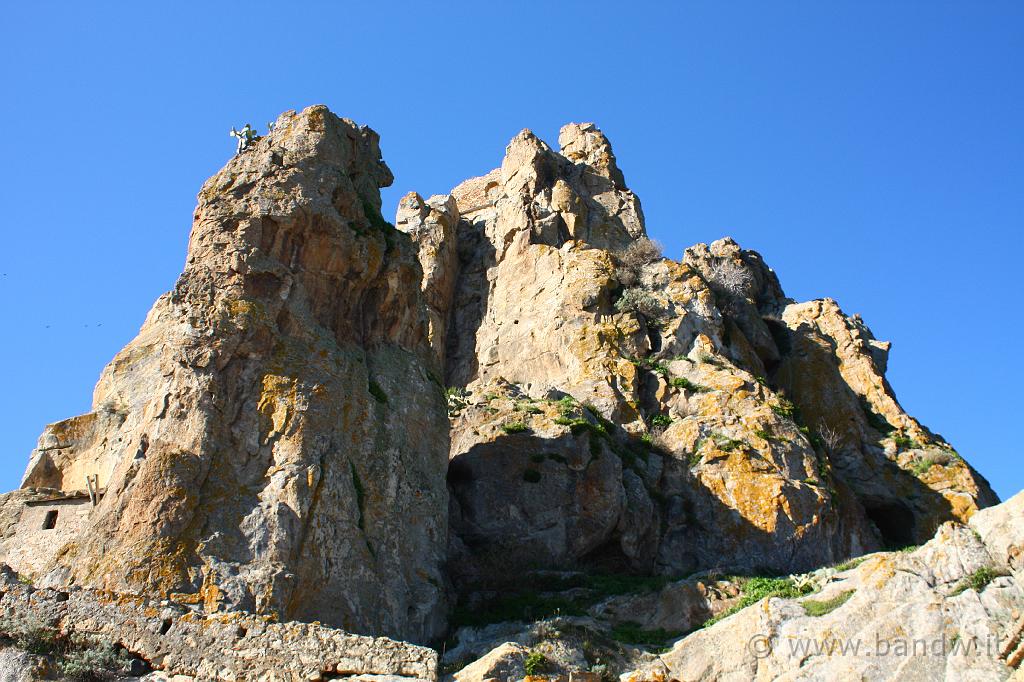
[{"x1": 864, "y1": 500, "x2": 916, "y2": 549}]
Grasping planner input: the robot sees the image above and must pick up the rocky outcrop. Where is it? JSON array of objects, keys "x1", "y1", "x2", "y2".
[
  {"x1": 776, "y1": 297, "x2": 998, "y2": 544},
  {"x1": 396, "y1": 193, "x2": 460, "y2": 366},
  {"x1": 3, "y1": 106, "x2": 449, "y2": 643},
  {"x1": 0, "y1": 107, "x2": 1006, "y2": 677},
  {"x1": 0, "y1": 564, "x2": 436, "y2": 681},
  {"x1": 623, "y1": 490, "x2": 1024, "y2": 681},
  {"x1": 402, "y1": 122, "x2": 996, "y2": 589}
]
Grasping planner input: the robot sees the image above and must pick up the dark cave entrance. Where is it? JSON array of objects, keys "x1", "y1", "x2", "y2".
[{"x1": 864, "y1": 500, "x2": 916, "y2": 548}]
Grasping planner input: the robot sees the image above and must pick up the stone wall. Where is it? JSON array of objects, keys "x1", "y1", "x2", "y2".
[
  {"x1": 2, "y1": 497, "x2": 93, "y2": 575},
  {"x1": 0, "y1": 564, "x2": 437, "y2": 681}
]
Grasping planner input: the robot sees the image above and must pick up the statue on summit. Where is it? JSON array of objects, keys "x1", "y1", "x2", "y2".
[{"x1": 229, "y1": 124, "x2": 259, "y2": 154}]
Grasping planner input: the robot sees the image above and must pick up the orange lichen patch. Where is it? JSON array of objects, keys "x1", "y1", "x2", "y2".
[
  {"x1": 696, "y1": 452, "x2": 793, "y2": 534},
  {"x1": 224, "y1": 298, "x2": 269, "y2": 327},
  {"x1": 860, "y1": 555, "x2": 897, "y2": 589},
  {"x1": 944, "y1": 492, "x2": 980, "y2": 522},
  {"x1": 199, "y1": 569, "x2": 223, "y2": 613},
  {"x1": 570, "y1": 320, "x2": 633, "y2": 374},
  {"x1": 703, "y1": 373, "x2": 747, "y2": 394},
  {"x1": 259, "y1": 374, "x2": 300, "y2": 438}
]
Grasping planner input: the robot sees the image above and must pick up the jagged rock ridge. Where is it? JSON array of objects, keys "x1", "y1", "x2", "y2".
[{"x1": 397, "y1": 120, "x2": 997, "y2": 587}]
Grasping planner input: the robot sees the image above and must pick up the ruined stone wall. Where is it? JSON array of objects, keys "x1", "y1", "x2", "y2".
[{"x1": 0, "y1": 564, "x2": 436, "y2": 681}]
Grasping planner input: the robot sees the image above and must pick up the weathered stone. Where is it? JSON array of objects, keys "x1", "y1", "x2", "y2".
[
  {"x1": 396, "y1": 192, "x2": 460, "y2": 365},
  {"x1": 622, "y1": 491, "x2": 1024, "y2": 682},
  {"x1": 1, "y1": 106, "x2": 449, "y2": 643},
  {"x1": 452, "y1": 642, "x2": 530, "y2": 682},
  {"x1": 0, "y1": 646, "x2": 41, "y2": 682},
  {"x1": 0, "y1": 564, "x2": 436, "y2": 681},
  {"x1": 411, "y1": 126, "x2": 970, "y2": 583}
]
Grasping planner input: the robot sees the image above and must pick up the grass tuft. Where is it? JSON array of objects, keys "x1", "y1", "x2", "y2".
[
  {"x1": 801, "y1": 589, "x2": 855, "y2": 617},
  {"x1": 670, "y1": 377, "x2": 710, "y2": 392},
  {"x1": 950, "y1": 566, "x2": 1005, "y2": 596}
]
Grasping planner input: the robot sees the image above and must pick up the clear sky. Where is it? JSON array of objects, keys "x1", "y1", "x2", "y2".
[{"x1": 1, "y1": 2, "x2": 1021, "y2": 500}]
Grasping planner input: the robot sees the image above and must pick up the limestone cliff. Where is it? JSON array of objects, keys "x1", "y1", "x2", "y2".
[{"x1": 4, "y1": 106, "x2": 449, "y2": 643}]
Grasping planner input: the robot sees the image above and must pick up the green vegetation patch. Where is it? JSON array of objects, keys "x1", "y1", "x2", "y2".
[
  {"x1": 0, "y1": 616, "x2": 134, "y2": 680},
  {"x1": 451, "y1": 592, "x2": 585, "y2": 629},
  {"x1": 524, "y1": 651, "x2": 549, "y2": 675},
  {"x1": 502, "y1": 421, "x2": 529, "y2": 434},
  {"x1": 650, "y1": 414, "x2": 673, "y2": 429},
  {"x1": 450, "y1": 570, "x2": 683, "y2": 631},
  {"x1": 833, "y1": 557, "x2": 868, "y2": 572},
  {"x1": 911, "y1": 451, "x2": 951, "y2": 476},
  {"x1": 670, "y1": 377, "x2": 710, "y2": 392},
  {"x1": 771, "y1": 397, "x2": 799, "y2": 421},
  {"x1": 951, "y1": 566, "x2": 1006, "y2": 596},
  {"x1": 801, "y1": 589, "x2": 855, "y2": 617},
  {"x1": 610, "y1": 621, "x2": 681, "y2": 647},
  {"x1": 893, "y1": 432, "x2": 920, "y2": 450},
  {"x1": 704, "y1": 576, "x2": 812, "y2": 628}
]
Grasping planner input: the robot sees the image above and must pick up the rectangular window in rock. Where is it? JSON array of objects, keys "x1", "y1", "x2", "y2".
[{"x1": 42, "y1": 509, "x2": 58, "y2": 530}]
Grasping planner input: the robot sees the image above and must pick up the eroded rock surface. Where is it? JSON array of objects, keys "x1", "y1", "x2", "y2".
[
  {"x1": 623, "y1": 491, "x2": 1024, "y2": 681},
  {"x1": 3, "y1": 106, "x2": 449, "y2": 643},
  {"x1": 0, "y1": 108, "x2": 1007, "y2": 680},
  {"x1": 403, "y1": 122, "x2": 996, "y2": 590},
  {"x1": 0, "y1": 564, "x2": 436, "y2": 681}
]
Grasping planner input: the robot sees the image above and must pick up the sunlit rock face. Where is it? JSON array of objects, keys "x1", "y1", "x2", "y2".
[
  {"x1": 5, "y1": 106, "x2": 450, "y2": 644},
  {"x1": 399, "y1": 121, "x2": 997, "y2": 585},
  {"x1": 0, "y1": 108, "x2": 999, "y2": 659}
]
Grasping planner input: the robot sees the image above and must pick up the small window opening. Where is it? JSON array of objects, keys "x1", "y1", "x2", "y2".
[{"x1": 42, "y1": 510, "x2": 58, "y2": 530}]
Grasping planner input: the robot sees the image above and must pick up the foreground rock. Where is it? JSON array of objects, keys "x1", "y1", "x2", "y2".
[
  {"x1": 0, "y1": 564, "x2": 435, "y2": 681},
  {"x1": 623, "y1": 491, "x2": 1024, "y2": 681},
  {"x1": 1, "y1": 106, "x2": 449, "y2": 642}
]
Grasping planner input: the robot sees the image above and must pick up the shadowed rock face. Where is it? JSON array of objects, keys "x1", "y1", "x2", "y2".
[
  {"x1": 399, "y1": 122, "x2": 997, "y2": 586},
  {"x1": 9, "y1": 106, "x2": 450, "y2": 643}
]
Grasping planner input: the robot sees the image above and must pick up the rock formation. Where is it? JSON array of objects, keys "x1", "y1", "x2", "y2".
[
  {"x1": 397, "y1": 121, "x2": 996, "y2": 591},
  {"x1": 0, "y1": 106, "x2": 1009, "y2": 680},
  {"x1": 2, "y1": 106, "x2": 449, "y2": 643}
]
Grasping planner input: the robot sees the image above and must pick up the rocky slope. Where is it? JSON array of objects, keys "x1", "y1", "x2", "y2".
[
  {"x1": 445, "y1": 491, "x2": 1024, "y2": 682},
  {"x1": 0, "y1": 564, "x2": 436, "y2": 681},
  {"x1": 0, "y1": 106, "x2": 1007, "y2": 680},
  {"x1": 625, "y1": 490, "x2": 1024, "y2": 681}
]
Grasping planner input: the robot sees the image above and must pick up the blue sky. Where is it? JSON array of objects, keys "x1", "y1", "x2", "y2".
[{"x1": 1, "y1": 2, "x2": 1020, "y2": 499}]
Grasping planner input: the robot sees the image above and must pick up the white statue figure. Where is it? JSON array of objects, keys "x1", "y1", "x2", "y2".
[{"x1": 229, "y1": 123, "x2": 259, "y2": 154}]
